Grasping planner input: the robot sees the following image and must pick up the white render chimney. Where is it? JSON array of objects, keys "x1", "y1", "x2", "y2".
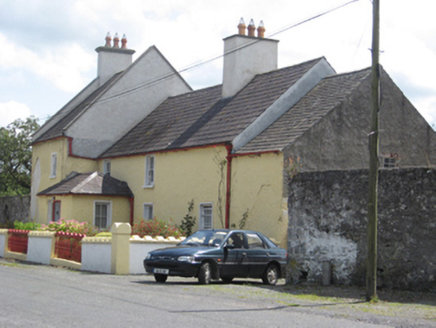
[
  {"x1": 222, "y1": 19, "x2": 278, "y2": 98},
  {"x1": 95, "y1": 32, "x2": 136, "y2": 86}
]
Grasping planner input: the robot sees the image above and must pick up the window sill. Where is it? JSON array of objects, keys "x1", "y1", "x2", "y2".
[{"x1": 143, "y1": 184, "x2": 154, "y2": 189}]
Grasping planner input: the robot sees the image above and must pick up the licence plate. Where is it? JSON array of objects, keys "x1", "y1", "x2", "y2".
[{"x1": 154, "y1": 268, "x2": 169, "y2": 274}]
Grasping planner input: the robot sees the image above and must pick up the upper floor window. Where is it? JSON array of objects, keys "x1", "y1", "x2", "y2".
[
  {"x1": 103, "y1": 160, "x2": 111, "y2": 175},
  {"x1": 144, "y1": 155, "x2": 155, "y2": 188},
  {"x1": 143, "y1": 203, "x2": 154, "y2": 220},
  {"x1": 380, "y1": 153, "x2": 400, "y2": 169},
  {"x1": 94, "y1": 201, "x2": 112, "y2": 230},
  {"x1": 199, "y1": 203, "x2": 213, "y2": 230},
  {"x1": 50, "y1": 153, "x2": 57, "y2": 178}
]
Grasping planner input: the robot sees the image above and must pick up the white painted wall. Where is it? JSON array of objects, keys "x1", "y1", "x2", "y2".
[
  {"x1": 81, "y1": 241, "x2": 112, "y2": 274},
  {"x1": 0, "y1": 231, "x2": 6, "y2": 257},
  {"x1": 129, "y1": 241, "x2": 173, "y2": 274},
  {"x1": 222, "y1": 35, "x2": 278, "y2": 98},
  {"x1": 67, "y1": 46, "x2": 191, "y2": 158},
  {"x1": 27, "y1": 233, "x2": 54, "y2": 265}
]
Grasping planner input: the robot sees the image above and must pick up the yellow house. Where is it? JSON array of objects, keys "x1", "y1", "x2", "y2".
[{"x1": 31, "y1": 24, "x2": 436, "y2": 246}]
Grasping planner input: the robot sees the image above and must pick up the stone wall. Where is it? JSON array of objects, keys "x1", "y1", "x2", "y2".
[
  {"x1": 0, "y1": 195, "x2": 30, "y2": 226},
  {"x1": 287, "y1": 168, "x2": 436, "y2": 291}
]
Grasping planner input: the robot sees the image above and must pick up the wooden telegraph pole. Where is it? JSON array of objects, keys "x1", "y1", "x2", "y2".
[{"x1": 367, "y1": 0, "x2": 380, "y2": 302}]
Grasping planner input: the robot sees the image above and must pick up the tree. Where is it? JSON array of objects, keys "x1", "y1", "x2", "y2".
[{"x1": 0, "y1": 117, "x2": 39, "y2": 196}]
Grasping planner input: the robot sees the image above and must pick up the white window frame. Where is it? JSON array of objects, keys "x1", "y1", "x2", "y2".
[
  {"x1": 143, "y1": 203, "x2": 154, "y2": 220},
  {"x1": 93, "y1": 201, "x2": 112, "y2": 230},
  {"x1": 50, "y1": 153, "x2": 57, "y2": 178},
  {"x1": 199, "y1": 203, "x2": 213, "y2": 230},
  {"x1": 143, "y1": 155, "x2": 155, "y2": 188},
  {"x1": 103, "y1": 160, "x2": 111, "y2": 175}
]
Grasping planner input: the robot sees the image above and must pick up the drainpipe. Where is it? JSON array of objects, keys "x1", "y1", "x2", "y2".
[
  {"x1": 129, "y1": 197, "x2": 134, "y2": 226},
  {"x1": 225, "y1": 144, "x2": 233, "y2": 229}
]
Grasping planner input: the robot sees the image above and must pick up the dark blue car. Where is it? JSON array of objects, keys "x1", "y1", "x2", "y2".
[{"x1": 143, "y1": 229, "x2": 287, "y2": 285}]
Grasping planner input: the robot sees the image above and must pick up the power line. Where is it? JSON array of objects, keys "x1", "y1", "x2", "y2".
[{"x1": 47, "y1": 0, "x2": 362, "y2": 111}]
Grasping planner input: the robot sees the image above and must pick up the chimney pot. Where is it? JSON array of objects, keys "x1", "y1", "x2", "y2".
[
  {"x1": 238, "y1": 18, "x2": 246, "y2": 35},
  {"x1": 121, "y1": 34, "x2": 127, "y2": 49},
  {"x1": 105, "y1": 32, "x2": 112, "y2": 47},
  {"x1": 247, "y1": 19, "x2": 256, "y2": 37},
  {"x1": 113, "y1": 33, "x2": 120, "y2": 48},
  {"x1": 257, "y1": 20, "x2": 265, "y2": 38}
]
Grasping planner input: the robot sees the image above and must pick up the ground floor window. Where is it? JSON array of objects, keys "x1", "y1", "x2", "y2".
[
  {"x1": 94, "y1": 201, "x2": 112, "y2": 229},
  {"x1": 199, "y1": 203, "x2": 213, "y2": 230},
  {"x1": 143, "y1": 203, "x2": 153, "y2": 220}
]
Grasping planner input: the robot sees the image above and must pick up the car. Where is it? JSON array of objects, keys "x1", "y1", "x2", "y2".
[{"x1": 143, "y1": 229, "x2": 287, "y2": 285}]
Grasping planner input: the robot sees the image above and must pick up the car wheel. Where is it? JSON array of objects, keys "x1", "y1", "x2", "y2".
[
  {"x1": 221, "y1": 277, "x2": 233, "y2": 284},
  {"x1": 262, "y1": 264, "x2": 279, "y2": 285},
  {"x1": 154, "y1": 274, "x2": 167, "y2": 283},
  {"x1": 198, "y1": 262, "x2": 212, "y2": 285}
]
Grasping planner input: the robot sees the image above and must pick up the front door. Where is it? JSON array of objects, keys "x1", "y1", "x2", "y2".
[{"x1": 52, "y1": 201, "x2": 61, "y2": 222}]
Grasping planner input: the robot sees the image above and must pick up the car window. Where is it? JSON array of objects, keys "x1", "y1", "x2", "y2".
[
  {"x1": 226, "y1": 232, "x2": 246, "y2": 249},
  {"x1": 247, "y1": 233, "x2": 266, "y2": 249},
  {"x1": 181, "y1": 231, "x2": 227, "y2": 246}
]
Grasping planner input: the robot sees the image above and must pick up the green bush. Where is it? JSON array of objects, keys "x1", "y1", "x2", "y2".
[
  {"x1": 39, "y1": 219, "x2": 99, "y2": 236},
  {"x1": 13, "y1": 220, "x2": 40, "y2": 231},
  {"x1": 132, "y1": 218, "x2": 183, "y2": 238}
]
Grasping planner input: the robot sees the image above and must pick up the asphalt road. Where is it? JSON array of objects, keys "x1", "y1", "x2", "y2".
[{"x1": 0, "y1": 258, "x2": 432, "y2": 327}]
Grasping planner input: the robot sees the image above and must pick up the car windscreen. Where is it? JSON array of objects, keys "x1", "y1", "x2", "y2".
[{"x1": 181, "y1": 231, "x2": 228, "y2": 246}]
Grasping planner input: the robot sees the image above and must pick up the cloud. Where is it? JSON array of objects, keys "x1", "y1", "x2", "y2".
[{"x1": 0, "y1": 101, "x2": 31, "y2": 127}]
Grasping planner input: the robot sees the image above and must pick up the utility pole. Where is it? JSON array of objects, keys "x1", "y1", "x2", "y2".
[{"x1": 367, "y1": 0, "x2": 380, "y2": 302}]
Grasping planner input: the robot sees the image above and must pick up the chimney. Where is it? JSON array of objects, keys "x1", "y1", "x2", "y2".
[
  {"x1": 222, "y1": 19, "x2": 279, "y2": 98},
  {"x1": 95, "y1": 32, "x2": 136, "y2": 86}
]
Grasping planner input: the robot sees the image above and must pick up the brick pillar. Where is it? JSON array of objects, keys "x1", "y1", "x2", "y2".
[{"x1": 110, "y1": 223, "x2": 131, "y2": 274}]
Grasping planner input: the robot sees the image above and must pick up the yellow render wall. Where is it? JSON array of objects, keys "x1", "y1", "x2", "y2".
[
  {"x1": 32, "y1": 138, "x2": 97, "y2": 191},
  {"x1": 230, "y1": 152, "x2": 288, "y2": 247},
  {"x1": 106, "y1": 146, "x2": 229, "y2": 229},
  {"x1": 38, "y1": 195, "x2": 130, "y2": 226}
]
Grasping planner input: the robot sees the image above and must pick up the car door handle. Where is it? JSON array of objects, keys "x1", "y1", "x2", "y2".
[{"x1": 242, "y1": 252, "x2": 247, "y2": 258}]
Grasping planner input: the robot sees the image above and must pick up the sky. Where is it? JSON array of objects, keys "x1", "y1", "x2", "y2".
[{"x1": 0, "y1": 0, "x2": 435, "y2": 130}]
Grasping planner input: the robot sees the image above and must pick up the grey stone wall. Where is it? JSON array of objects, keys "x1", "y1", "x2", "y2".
[
  {"x1": 0, "y1": 195, "x2": 30, "y2": 226},
  {"x1": 287, "y1": 168, "x2": 436, "y2": 291}
]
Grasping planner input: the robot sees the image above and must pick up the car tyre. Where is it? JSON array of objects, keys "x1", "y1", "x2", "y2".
[
  {"x1": 262, "y1": 264, "x2": 279, "y2": 285},
  {"x1": 154, "y1": 274, "x2": 168, "y2": 283},
  {"x1": 221, "y1": 277, "x2": 233, "y2": 284},
  {"x1": 198, "y1": 262, "x2": 212, "y2": 285}
]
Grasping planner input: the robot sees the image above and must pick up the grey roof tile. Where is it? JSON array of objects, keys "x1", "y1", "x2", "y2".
[
  {"x1": 38, "y1": 172, "x2": 132, "y2": 197},
  {"x1": 102, "y1": 58, "x2": 322, "y2": 157},
  {"x1": 236, "y1": 68, "x2": 372, "y2": 153}
]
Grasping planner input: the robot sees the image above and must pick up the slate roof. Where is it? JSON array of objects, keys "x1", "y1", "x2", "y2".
[
  {"x1": 236, "y1": 68, "x2": 372, "y2": 153},
  {"x1": 102, "y1": 58, "x2": 323, "y2": 157},
  {"x1": 38, "y1": 172, "x2": 133, "y2": 197},
  {"x1": 33, "y1": 73, "x2": 123, "y2": 143}
]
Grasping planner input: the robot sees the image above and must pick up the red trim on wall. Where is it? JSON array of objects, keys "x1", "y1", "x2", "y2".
[
  {"x1": 224, "y1": 144, "x2": 233, "y2": 229},
  {"x1": 129, "y1": 197, "x2": 134, "y2": 226}
]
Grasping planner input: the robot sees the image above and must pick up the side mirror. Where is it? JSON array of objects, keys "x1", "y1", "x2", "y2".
[{"x1": 224, "y1": 244, "x2": 235, "y2": 250}]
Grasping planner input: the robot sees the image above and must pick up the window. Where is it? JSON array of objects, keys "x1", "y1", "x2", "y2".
[
  {"x1": 226, "y1": 232, "x2": 245, "y2": 249},
  {"x1": 50, "y1": 153, "x2": 57, "y2": 178},
  {"x1": 199, "y1": 203, "x2": 213, "y2": 230},
  {"x1": 380, "y1": 153, "x2": 400, "y2": 169},
  {"x1": 103, "y1": 160, "x2": 111, "y2": 175},
  {"x1": 144, "y1": 155, "x2": 155, "y2": 187},
  {"x1": 143, "y1": 203, "x2": 153, "y2": 220},
  {"x1": 94, "y1": 201, "x2": 112, "y2": 229},
  {"x1": 247, "y1": 233, "x2": 266, "y2": 249}
]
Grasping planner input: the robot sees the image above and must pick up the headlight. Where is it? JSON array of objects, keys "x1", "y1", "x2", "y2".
[
  {"x1": 178, "y1": 255, "x2": 195, "y2": 262},
  {"x1": 145, "y1": 253, "x2": 152, "y2": 260}
]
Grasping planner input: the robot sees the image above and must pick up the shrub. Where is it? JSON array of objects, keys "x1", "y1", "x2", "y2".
[
  {"x1": 132, "y1": 218, "x2": 183, "y2": 238},
  {"x1": 39, "y1": 219, "x2": 99, "y2": 236},
  {"x1": 180, "y1": 200, "x2": 196, "y2": 237},
  {"x1": 13, "y1": 220, "x2": 40, "y2": 231}
]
